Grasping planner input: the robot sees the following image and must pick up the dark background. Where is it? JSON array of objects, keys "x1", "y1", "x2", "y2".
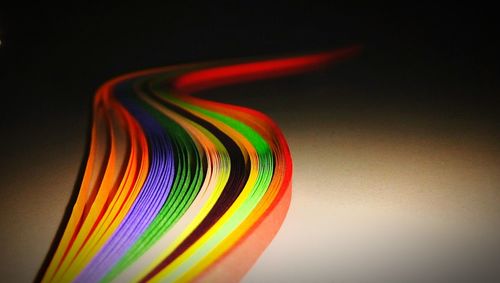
[
  {"x1": 1, "y1": 2, "x2": 498, "y2": 149},
  {"x1": 0, "y1": 1, "x2": 499, "y2": 124},
  {"x1": 1, "y1": 2, "x2": 499, "y2": 282}
]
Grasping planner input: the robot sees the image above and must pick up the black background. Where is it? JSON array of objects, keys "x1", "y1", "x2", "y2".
[
  {"x1": 1, "y1": 2, "x2": 498, "y2": 138},
  {"x1": 2, "y1": 2, "x2": 498, "y2": 173}
]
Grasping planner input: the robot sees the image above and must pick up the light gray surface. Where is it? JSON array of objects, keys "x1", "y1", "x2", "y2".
[
  {"x1": 243, "y1": 96, "x2": 500, "y2": 282},
  {"x1": 1, "y1": 62, "x2": 499, "y2": 282}
]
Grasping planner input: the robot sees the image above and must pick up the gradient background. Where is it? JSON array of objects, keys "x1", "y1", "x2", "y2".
[{"x1": 1, "y1": 2, "x2": 499, "y2": 282}]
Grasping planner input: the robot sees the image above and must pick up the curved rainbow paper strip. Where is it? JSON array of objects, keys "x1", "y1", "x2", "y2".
[{"x1": 39, "y1": 47, "x2": 360, "y2": 283}]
